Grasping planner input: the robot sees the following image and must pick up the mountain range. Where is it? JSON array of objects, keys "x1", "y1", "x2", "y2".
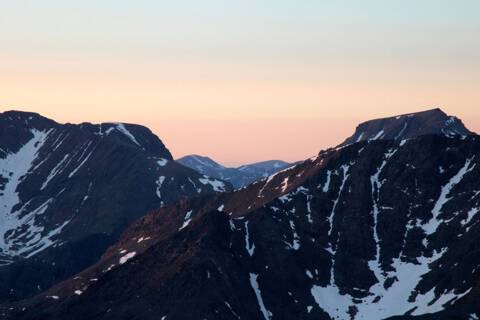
[
  {"x1": 1, "y1": 107, "x2": 480, "y2": 320},
  {"x1": 177, "y1": 155, "x2": 291, "y2": 189}
]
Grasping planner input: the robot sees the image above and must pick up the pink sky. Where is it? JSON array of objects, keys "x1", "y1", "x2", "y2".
[{"x1": 1, "y1": 2, "x2": 479, "y2": 166}]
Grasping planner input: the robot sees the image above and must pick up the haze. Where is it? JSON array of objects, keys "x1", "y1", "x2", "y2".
[{"x1": 1, "y1": 1, "x2": 479, "y2": 166}]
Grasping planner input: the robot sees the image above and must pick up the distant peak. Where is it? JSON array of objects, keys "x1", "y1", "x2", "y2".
[
  {"x1": 341, "y1": 108, "x2": 473, "y2": 145},
  {"x1": 177, "y1": 154, "x2": 226, "y2": 169}
]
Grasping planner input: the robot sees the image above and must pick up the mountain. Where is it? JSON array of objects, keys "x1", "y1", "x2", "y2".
[
  {"x1": 177, "y1": 155, "x2": 291, "y2": 188},
  {"x1": 341, "y1": 108, "x2": 473, "y2": 145},
  {"x1": 6, "y1": 109, "x2": 480, "y2": 320},
  {"x1": 0, "y1": 110, "x2": 231, "y2": 302}
]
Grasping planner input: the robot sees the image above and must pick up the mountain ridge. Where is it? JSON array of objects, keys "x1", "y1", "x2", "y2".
[{"x1": 177, "y1": 155, "x2": 291, "y2": 189}]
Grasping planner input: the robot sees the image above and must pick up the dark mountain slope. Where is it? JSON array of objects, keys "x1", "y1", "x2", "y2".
[
  {"x1": 341, "y1": 108, "x2": 473, "y2": 145},
  {"x1": 0, "y1": 110, "x2": 231, "y2": 302},
  {"x1": 7, "y1": 132, "x2": 480, "y2": 320}
]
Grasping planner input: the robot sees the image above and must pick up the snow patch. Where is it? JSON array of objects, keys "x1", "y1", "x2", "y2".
[
  {"x1": 155, "y1": 176, "x2": 166, "y2": 199},
  {"x1": 244, "y1": 221, "x2": 255, "y2": 256},
  {"x1": 119, "y1": 251, "x2": 136, "y2": 265},
  {"x1": 157, "y1": 158, "x2": 168, "y2": 166},
  {"x1": 115, "y1": 123, "x2": 141, "y2": 147},
  {"x1": 199, "y1": 175, "x2": 226, "y2": 192},
  {"x1": 423, "y1": 157, "x2": 476, "y2": 236},
  {"x1": 179, "y1": 210, "x2": 193, "y2": 231},
  {"x1": 249, "y1": 273, "x2": 272, "y2": 320}
]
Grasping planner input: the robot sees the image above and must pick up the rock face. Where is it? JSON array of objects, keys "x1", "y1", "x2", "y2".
[
  {"x1": 177, "y1": 155, "x2": 291, "y2": 188},
  {"x1": 7, "y1": 109, "x2": 480, "y2": 320},
  {"x1": 0, "y1": 110, "x2": 231, "y2": 302},
  {"x1": 341, "y1": 108, "x2": 473, "y2": 145}
]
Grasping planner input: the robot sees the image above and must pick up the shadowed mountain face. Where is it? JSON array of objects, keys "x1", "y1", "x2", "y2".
[
  {"x1": 341, "y1": 108, "x2": 473, "y2": 146},
  {"x1": 6, "y1": 109, "x2": 480, "y2": 320},
  {"x1": 0, "y1": 110, "x2": 231, "y2": 302},
  {"x1": 177, "y1": 155, "x2": 291, "y2": 188}
]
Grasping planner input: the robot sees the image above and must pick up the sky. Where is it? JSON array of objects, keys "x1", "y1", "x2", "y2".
[{"x1": 1, "y1": 1, "x2": 479, "y2": 166}]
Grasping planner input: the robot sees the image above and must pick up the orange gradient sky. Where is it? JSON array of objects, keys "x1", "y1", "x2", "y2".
[{"x1": 1, "y1": 1, "x2": 479, "y2": 165}]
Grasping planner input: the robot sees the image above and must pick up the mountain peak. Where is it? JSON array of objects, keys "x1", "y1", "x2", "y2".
[
  {"x1": 341, "y1": 107, "x2": 473, "y2": 145},
  {"x1": 177, "y1": 154, "x2": 226, "y2": 170},
  {"x1": 0, "y1": 109, "x2": 58, "y2": 127}
]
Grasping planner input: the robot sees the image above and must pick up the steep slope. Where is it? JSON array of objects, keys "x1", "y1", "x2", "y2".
[
  {"x1": 7, "y1": 132, "x2": 480, "y2": 320},
  {"x1": 342, "y1": 108, "x2": 473, "y2": 145},
  {"x1": 0, "y1": 110, "x2": 231, "y2": 302},
  {"x1": 177, "y1": 155, "x2": 291, "y2": 188}
]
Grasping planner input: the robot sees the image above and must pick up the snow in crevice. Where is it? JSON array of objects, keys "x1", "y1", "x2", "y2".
[
  {"x1": 51, "y1": 131, "x2": 68, "y2": 152},
  {"x1": 198, "y1": 175, "x2": 226, "y2": 192},
  {"x1": 322, "y1": 170, "x2": 332, "y2": 192},
  {"x1": 114, "y1": 123, "x2": 141, "y2": 147},
  {"x1": 68, "y1": 142, "x2": 95, "y2": 178},
  {"x1": 224, "y1": 301, "x2": 241, "y2": 319},
  {"x1": 41, "y1": 154, "x2": 70, "y2": 190},
  {"x1": 258, "y1": 165, "x2": 297, "y2": 197},
  {"x1": 394, "y1": 122, "x2": 408, "y2": 140},
  {"x1": 119, "y1": 251, "x2": 136, "y2": 265},
  {"x1": 156, "y1": 176, "x2": 166, "y2": 200},
  {"x1": 22, "y1": 219, "x2": 71, "y2": 258},
  {"x1": 306, "y1": 194, "x2": 313, "y2": 224},
  {"x1": 286, "y1": 208, "x2": 300, "y2": 250},
  {"x1": 423, "y1": 157, "x2": 476, "y2": 237},
  {"x1": 157, "y1": 158, "x2": 168, "y2": 166},
  {"x1": 327, "y1": 165, "x2": 350, "y2": 237},
  {"x1": 280, "y1": 177, "x2": 290, "y2": 192},
  {"x1": 179, "y1": 210, "x2": 193, "y2": 231},
  {"x1": 244, "y1": 221, "x2": 255, "y2": 256},
  {"x1": 81, "y1": 182, "x2": 94, "y2": 207},
  {"x1": 370, "y1": 130, "x2": 385, "y2": 141},
  {"x1": 464, "y1": 208, "x2": 479, "y2": 232},
  {"x1": 249, "y1": 273, "x2": 272, "y2": 320},
  {"x1": 187, "y1": 177, "x2": 201, "y2": 193},
  {"x1": 324, "y1": 164, "x2": 351, "y2": 287},
  {"x1": 369, "y1": 148, "x2": 398, "y2": 284},
  {"x1": 257, "y1": 175, "x2": 277, "y2": 197},
  {"x1": 356, "y1": 132, "x2": 365, "y2": 142}
]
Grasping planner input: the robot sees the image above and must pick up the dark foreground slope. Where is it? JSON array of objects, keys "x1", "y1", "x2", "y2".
[
  {"x1": 6, "y1": 133, "x2": 480, "y2": 320},
  {"x1": 0, "y1": 111, "x2": 231, "y2": 302}
]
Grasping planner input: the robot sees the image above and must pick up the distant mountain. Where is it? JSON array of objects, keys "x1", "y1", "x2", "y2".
[
  {"x1": 342, "y1": 108, "x2": 473, "y2": 145},
  {"x1": 0, "y1": 110, "x2": 231, "y2": 302},
  {"x1": 177, "y1": 155, "x2": 291, "y2": 188},
  {"x1": 10, "y1": 109, "x2": 480, "y2": 320}
]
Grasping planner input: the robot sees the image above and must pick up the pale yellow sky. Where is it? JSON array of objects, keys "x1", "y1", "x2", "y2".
[{"x1": 1, "y1": 1, "x2": 479, "y2": 165}]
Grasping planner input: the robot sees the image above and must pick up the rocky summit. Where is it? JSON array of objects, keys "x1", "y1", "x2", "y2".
[
  {"x1": 2, "y1": 109, "x2": 480, "y2": 320},
  {"x1": 0, "y1": 110, "x2": 231, "y2": 303},
  {"x1": 341, "y1": 108, "x2": 473, "y2": 145}
]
